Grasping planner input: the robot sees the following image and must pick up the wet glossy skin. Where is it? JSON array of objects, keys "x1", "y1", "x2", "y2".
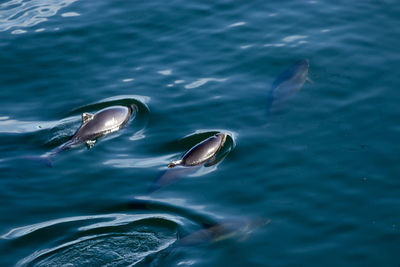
[
  {"x1": 169, "y1": 133, "x2": 227, "y2": 168},
  {"x1": 147, "y1": 133, "x2": 228, "y2": 193},
  {"x1": 25, "y1": 105, "x2": 134, "y2": 166},
  {"x1": 55, "y1": 105, "x2": 133, "y2": 153},
  {"x1": 73, "y1": 106, "x2": 132, "y2": 142}
]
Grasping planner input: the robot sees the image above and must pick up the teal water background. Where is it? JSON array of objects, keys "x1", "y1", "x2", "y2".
[{"x1": 1, "y1": 0, "x2": 399, "y2": 266}]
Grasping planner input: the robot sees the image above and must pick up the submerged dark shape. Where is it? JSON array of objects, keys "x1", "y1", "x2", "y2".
[
  {"x1": 266, "y1": 59, "x2": 310, "y2": 117},
  {"x1": 29, "y1": 105, "x2": 135, "y2": 166},
  {"x1": 147, "y1": 133, "x2": 230, "y2": 194},
  {"x1": 168, "y1": 133, "x2": 227, "y2": 168},
  {"x1": 147, "y1": 166, "x2": 198, "y2": 194},
  {"x1": 178, "y1": 217, "x2": 271, "y2": 246}
]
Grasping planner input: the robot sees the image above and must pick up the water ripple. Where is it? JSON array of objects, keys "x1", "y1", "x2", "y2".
[
  {"x1": 3, "y1": 213, "x2": 180, "y2": 266},
  {"x1": 0, "y1": 0, "x2": 77, "y2": 32},
  {"x1": 228, "y1": 21, "x2": 246, "y2": 28},
  {"x1": 0, "y1": 116, "x2": 75, "y2": 134},
  {"x1": 158, "y1": 69, "x2": 172, "y2": 76},
  {"x1": 282, "y1": 35, "x2": 308, "y2": 43},
  {"x1": 184, "y1": 78, "x2": 228, "y2": 89},
  {"x1": 104, "y1": 154, "x2": 176, "y2": 169},
  {"x1": 19, "y1": 232, "x2": 176, "y2": 267}
]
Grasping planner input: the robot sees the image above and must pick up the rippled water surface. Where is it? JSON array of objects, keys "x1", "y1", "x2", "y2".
[{"x1": 1, "y1": 1, "x2": 400, "y2": 266}]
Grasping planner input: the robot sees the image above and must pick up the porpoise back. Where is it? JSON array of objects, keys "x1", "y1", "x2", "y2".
[
  {"x1": 24, "y1": 105, "x2": 135, "y2": 166},
  {"x1": 169, "y1": 133, "x2": 227, "y2": 168},
  {"x1": 73, "y1": 105, "x2": 132, "y2": 141}
]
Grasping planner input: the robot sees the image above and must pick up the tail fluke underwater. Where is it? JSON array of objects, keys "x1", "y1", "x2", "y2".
[
  {"x1": 21, "y1": 154, "x2": 54, "y2": 167},
  {"x1": 147, "y1": 167, "x2": 197, "y2": 195},
  {"x1": 21, "y1": 139, "x2": 76, "y2": 168},
  {"x1": 264, "y1": 59, "x2": 310, "y2": 125},
  {"x1": 265, "y1": 92, "x2": 274, "y2": 124}
]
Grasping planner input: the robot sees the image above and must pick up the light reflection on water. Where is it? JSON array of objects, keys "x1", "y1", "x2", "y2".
[
  {"x1": 184, "y1": 78, "x2": 228, "y2": 89},
  {"x1": 0, "y1": 0, "x2": 78, "y2": 32}
]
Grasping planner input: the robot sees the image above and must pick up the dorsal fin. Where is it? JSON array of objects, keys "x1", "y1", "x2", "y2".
[
  {"x1": 82, "y1": 113, "x2": 94, "y2": 124},
  {"x1": 85, "y1": 140, "x2": 96, "y2": 149},
  {"x1": 168, "y1": 159, "x2": 182, "y2": 168}
]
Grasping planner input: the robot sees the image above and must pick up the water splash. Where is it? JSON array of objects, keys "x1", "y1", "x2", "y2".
[{"x1": 0, "y1": 0, "x2": 77, "y2": 32}]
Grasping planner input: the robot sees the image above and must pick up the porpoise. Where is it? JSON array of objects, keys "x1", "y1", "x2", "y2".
[
  {"x1": 56, "y1": 105, "x2": 135, "y2": 151},
  {"x1": 28, "y1": 105, "x2": 135, "y2": 166},
  {"x1": 266, "y1": 59, "x2": 310, "y2": 117},
  {"x1": 147, "y1": 133, "x2": 229, "y2": 194},
  {"x1": 168, "y1": 133, "x2": 227, "y2": 168}
]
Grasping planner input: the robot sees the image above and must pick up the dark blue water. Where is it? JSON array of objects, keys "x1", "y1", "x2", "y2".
[{"x1": 1, "y1": 1, "x2": 400, "y2": 266}]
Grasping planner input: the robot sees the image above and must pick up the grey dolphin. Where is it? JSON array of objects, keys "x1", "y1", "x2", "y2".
[
  {"x1": 266, "y1": 59, "x2": 310, "y2": 117},
  {"x1": 28, "y1": 105, "x2": 135, "y2": 166},
  {"x1": 168, "y1": 133, "x2": 227, "y2": 168}
]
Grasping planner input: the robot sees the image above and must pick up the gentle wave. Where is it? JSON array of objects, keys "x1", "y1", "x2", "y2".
[
  {"x1": 60, "y1": 11, "x2": 79, "y2": 17},
  {"x1": 282, "y1": 35, "x2": 308, "y2": 43},
  {"x1": 0, "y1": 0, "x2": 77, "y2": 32},
  {"x1": 104, "y1": 154, "x2": 177, "y2": 169},
  {"x1": 2, "y1": 213, "x2": 123, "y2": 239},
  {"x1": 18, "y1": 232, "x2": 176, "y2": 267},
  {"x1": 0, "y1": 116, "x2": 76, "y2": 134},
  {"x1": 227, "y1": 21, "x2": 246, "y2": 28}
]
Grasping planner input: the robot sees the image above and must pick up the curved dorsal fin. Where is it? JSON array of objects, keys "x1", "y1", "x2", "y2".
[{"x1": 82, "y1": 113, "x2": 94, "y2": 124}]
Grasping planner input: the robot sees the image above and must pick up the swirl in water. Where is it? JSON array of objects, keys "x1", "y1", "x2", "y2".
[
  {"x1": 1, "y1": 196, "x2": 269, "y2": 266},
  {"x1": 4, "y1": 213, "x2": 180, "y2": 266}
]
